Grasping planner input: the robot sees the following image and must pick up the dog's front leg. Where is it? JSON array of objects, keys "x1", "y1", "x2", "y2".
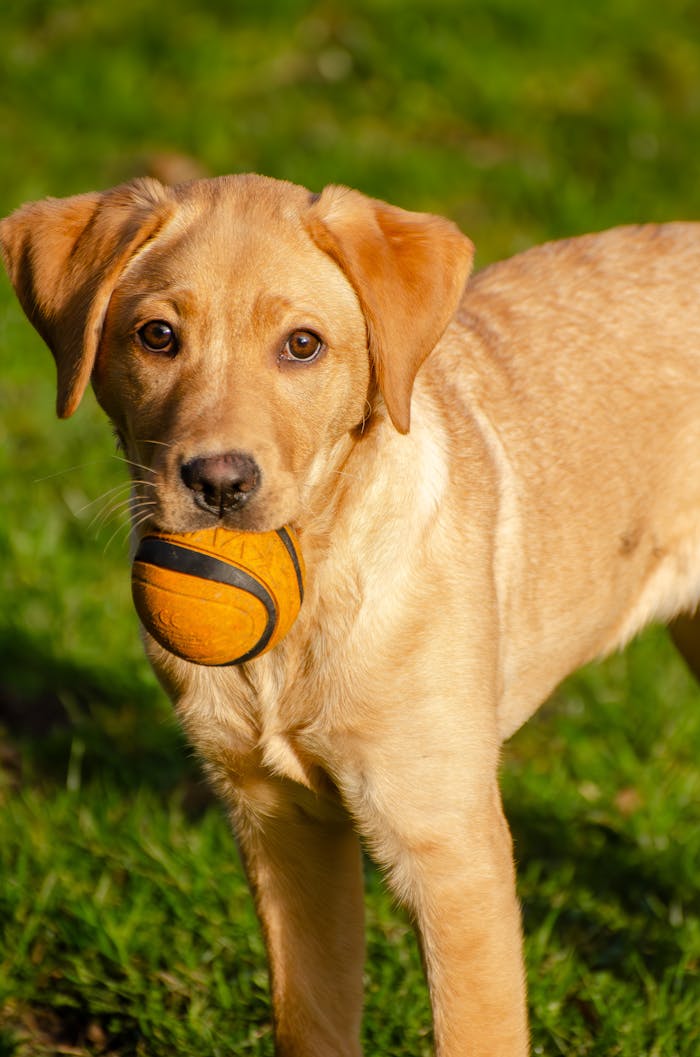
[
  {"x1": 231, "y1": 776, "x2": 365, "y2": 1057},
  {"x1": 344, "y1": 711, "x2": 528, "y2": 1057}
]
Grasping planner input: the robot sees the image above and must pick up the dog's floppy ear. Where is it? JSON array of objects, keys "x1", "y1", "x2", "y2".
[
  {"x1": 306, "y1": 186, "x2": 474, "y2": 433},
  {"x1": 0, "y1": 178, "x2": 173, "y2": 418}
]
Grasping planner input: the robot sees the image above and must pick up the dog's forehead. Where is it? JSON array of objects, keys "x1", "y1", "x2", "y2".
[
  {"x1": 180, "y1": 175, "x2": 310, "y2": 240},
  {"x1": 122, "y1": 177, "x2": 355, "y2": 309}
]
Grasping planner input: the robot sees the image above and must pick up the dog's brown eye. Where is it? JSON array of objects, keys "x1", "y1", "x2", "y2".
[
  {"x1": 283, "y1": 330, "x2": 323, "y2": 362},
  {"x1": 138, "y1": 320, "x2": 178, "y2": 355}
]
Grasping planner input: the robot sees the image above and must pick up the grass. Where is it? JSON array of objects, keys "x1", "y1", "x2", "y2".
[{"x1": 1, "y1": 0, "x2": 699, "y2": 1054}]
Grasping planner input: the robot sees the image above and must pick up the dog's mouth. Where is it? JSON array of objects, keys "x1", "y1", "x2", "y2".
[
  {"x1": 131, "y1": 504, "x2": 278, "y2": 541},
  {"x1": 129, "y1": 480, "x2": 286, "y2": 541}
]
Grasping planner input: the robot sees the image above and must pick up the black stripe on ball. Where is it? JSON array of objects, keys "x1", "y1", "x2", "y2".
[
  {"x1": 275, "y1": 527, "x2": 304, "y2": 602},
  {"x1": 134, "y1": 536, "x2": 276, "y2": 664}
]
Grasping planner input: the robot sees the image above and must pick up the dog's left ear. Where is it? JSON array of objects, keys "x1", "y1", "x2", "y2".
[
  {"x1": 306, "y1": 186, "x2": 474, "y2": 433},
  {"x1": 0, "y1": 179, "x2": 173, "y2": 418}
]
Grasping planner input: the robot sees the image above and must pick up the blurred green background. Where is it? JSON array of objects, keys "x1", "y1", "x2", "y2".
[{"x1": 1, "y1": 1, "x2": 699, "y2": 1055}]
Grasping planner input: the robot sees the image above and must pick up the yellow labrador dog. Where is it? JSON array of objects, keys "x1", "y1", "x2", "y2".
[{"x1": 3, "y1": 175, "x2": 700, "y2": 1056}]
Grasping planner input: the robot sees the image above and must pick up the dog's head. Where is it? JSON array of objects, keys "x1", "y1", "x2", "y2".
[{"x1": 1, "y1": 174, "x2": 473, "y2": 533}]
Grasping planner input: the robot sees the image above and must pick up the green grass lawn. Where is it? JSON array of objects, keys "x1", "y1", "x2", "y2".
[{"x1": 1, "y1": 1, "x2": 699, "y2": 1054}]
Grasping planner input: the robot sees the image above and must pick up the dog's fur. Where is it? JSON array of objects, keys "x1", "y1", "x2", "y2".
[{"x1": 3, "y1": 174, "x2": 700, "y2": 1056}]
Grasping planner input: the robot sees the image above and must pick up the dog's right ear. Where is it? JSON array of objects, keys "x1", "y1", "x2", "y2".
[{"x1": 0, "y1": 179, "x2": 173, "y2": 418}]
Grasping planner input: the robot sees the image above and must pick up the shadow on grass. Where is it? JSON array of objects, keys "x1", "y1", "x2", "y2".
[
  {"x1": 507, "y1": 797, "x2": 697, "y2": 978},
  {"x1": 0, "y1": 625, "x2": 207, "y2": 805}
]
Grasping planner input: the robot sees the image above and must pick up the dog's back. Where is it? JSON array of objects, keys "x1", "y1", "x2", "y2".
[{"x1": 417, "y1": 223, "x2": 700, "y2": 734}]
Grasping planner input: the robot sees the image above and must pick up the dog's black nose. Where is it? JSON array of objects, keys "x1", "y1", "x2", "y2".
[{"x1": 180, "y1": 451, "x2": 261, "y2": 515}]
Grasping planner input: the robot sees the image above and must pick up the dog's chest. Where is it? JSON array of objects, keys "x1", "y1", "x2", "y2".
[
  {"x1": 163, "y1": 588, "x2": 366, "y2": 795},
  {"x1": 168, "y1": 419, "x2": 468, "y2": 795},
  {"x1": 169, "y1": 534, "x2": 426, "y2": 801}
]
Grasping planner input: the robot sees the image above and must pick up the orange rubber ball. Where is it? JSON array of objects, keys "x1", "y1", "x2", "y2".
[{"x1": 131, "y1": 525, "x2": 305, "y2": 665}]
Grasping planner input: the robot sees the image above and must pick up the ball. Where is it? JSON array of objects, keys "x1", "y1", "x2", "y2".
[{"x1": 131, "y1": 525, "x2": 305, "y2": 666}]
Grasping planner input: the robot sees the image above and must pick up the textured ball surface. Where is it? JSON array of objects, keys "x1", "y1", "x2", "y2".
[{"x1": 131, "y1": 525, "x2": 305, "y2": 665}]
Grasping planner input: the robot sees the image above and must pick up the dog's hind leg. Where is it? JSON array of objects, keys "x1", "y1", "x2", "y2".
[{"x1": 669, "y1": 610, "x2": 700, "y2": 682}]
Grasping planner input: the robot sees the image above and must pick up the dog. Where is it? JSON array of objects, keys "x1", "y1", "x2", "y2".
[{"x1": 2, "y1": 174, "x2": 700, "y2": 1056}]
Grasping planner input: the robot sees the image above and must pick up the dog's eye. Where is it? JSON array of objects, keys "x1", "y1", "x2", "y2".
[
  {"x1": 282, "y1": 330, "x2": 323, "y2": 363},
  {"x1": 137, "y1": 320, "x2": 178, "y2": 355}
]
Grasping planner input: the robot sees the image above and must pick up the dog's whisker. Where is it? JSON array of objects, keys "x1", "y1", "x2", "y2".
[
  {"x1": 128, "y1": 501, "x2": 158, "y2": 519},
  {"x1": 96, "y1": 495, "x2": 150, "y2": 524},
  {"x1": 135, "y1": 437, "x2": 173, "y2": 449},
  {"x1": 86, "y1": 491, "x2": 136, "y2": 530},
  {"x1": 102, "y1": 519, "x2": 132, "y2": 555},
  {"x1": 127, "y1": 481, "x2": 159, "y2": 495},
  {"x1": 102, "y1": 505, "x2": 157, "y2": 554},
  {"x1": 90, "y1": 493, "x2": 158, "y2": 535},
  {"x1": 125, "y1": 465, "x2": 159, "y2": 480},
  {"x1": 112, "y1": 454, "x2": 161, "y2": 478},
  {"x1": 126, "y1": 496, "x2": 158, "y2": 516},
  {"x1": 33, "y1": 458, "x2": 115, "y2": 484},
  {"x1": 76, "y1": 479, "x2": 156, "y2": 516},
  {"x1": 76, "y1": 482, "x2": 131, "y2": 515},
  {"x1": 84, "y1": 484, "x2": 154, "y2": 524},
  {"x1": 128, "y1": 510, "x2": 158, "y2": 538},
  {"x1": 89, "y1": 501, "x2": 130, "y2": 532},
  {"x1": 90, "y1": 504, "x2": 131, "y2": 535}
]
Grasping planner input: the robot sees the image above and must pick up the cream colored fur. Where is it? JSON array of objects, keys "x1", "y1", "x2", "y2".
[{"x1": 3, "y1": 175, "x2": 700, "y2": 1057}]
